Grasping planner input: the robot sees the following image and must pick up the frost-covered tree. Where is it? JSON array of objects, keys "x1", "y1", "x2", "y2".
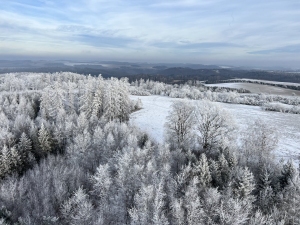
[
  {"x1": 248, "y1": 210, "x2": 274, "y2": 225},
  {"x1": 117, "y1": 78, "x2": 131, "y2": 122},
  {"x1": 91, "y1": 164, "x2": 111, "y2": 201},
  {"x1": 184, "y1": 177, "x2": 205, "y2": 225},
  {"x1": 129, "y1": 182, "x2": 169, "y2": 225},
  {"x1": 193, "y1": 153, "x2": 212, "y2": 188},
  {"x1": 91, "y1": 88, "x2": 103, "y2": 118},
  {"x1": 38, "y1": 123, "x2": 52, "y2": 154},
  {"x1": 170, "y1": 198, "x2": 185, "y2": 225},
  {"x1": 280, "y1": 172, "x2": 300, "y2": 225},
  {"x1": 40, "y1": 83, "x2": 65, "y2": 121},
  {"x1": 232, "y1": 167, "x2": 255, "y2": 200},
  {"x1": 0, "y1": 145, "x2": 12, "y2": 178},
  {"x1": 18, "y1": 132, "x2": 34, "y2": 167},
  {"x1": 165, "y1": 100, "x2": 195, "y2": 151},
  {"x1": 61, "y1": 187, "x2": 94, "y2": 225},
  {"x1": 279, "y1": 160, "x2": 296, "y2": 190},
  {"x1": 218, "y1": 153, "x2": 231, "y2": 188},
  {"x1": 103, "y1": 80, "x2": 119, "y2": 121},
  {"x1": 242, "y1": 119, "x2": 278, "y2": 166},
  {"x1": 194, "y1": 100, "x2": 235, "y2": 152},
  {"x1": 217, "y1": 197, "x2": 252, "y2": 225},
  {"x1": 12, "y1": 114, "x2": 32, "y2": 137},
  {"x1": 103, "y1": 78, "x2": 131, "y2": 122},
  {"x1": 79, "y1": 81, "x2": 95, "y2": 118},
  {"x1": 10, "y1": 146, "x2": 21, "y2": 172}
]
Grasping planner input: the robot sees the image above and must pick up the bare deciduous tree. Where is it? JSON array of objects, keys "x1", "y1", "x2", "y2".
[
  {"x1": 194, "y1": 100, "x2": 235, "y2": 152},
  {"x1": 242, "y1": 119, "x2": 278, "y2": 165},
  {"x1": 165, "y1": 100, "x2": 195, "y2": 151}
]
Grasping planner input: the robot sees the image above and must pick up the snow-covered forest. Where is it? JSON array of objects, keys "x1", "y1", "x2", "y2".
[{"x1": 0, "y1": 72, "x2": 300, "y2": 225}]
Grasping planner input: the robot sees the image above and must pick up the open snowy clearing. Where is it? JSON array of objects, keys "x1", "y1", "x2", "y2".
[
  {"x1": 205, "y1": 82, "x2": 300, "y2": 96},
  {"x1": 130, "y1": 95, "x2": 300, "y2": 161}
]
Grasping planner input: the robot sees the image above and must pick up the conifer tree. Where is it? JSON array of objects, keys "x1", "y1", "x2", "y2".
[
  {"x1": 184, "y1": 177, "x2": 205, "y2": 225},
  {"x1": 233, "y1": 167, "x2": 255, "y2": 200},
  {"x1": 61, "y1": 187, "x2": 94, "y2": 225},
  {"x1": 0, "y1": 145, "x2": 12, "y2": 178},
  {"x1": 209, "y1": 159, "x2": 221, "y2": 188},
  {"x1": 280, "y1": 161, "x2": 296, "y2": 190},
  {"x1": 91, "y1": 88, "x2": 103, "y2": 118},
  {"x1": 276, "y1": 167, "x2": 300, "y2": 224},
  {"x1": 38, "y1": 123, "x2": 52, "y2": 154},
  {"x1": 170, "y1": 198, "x2": 184, "y2": 225},
  {"x1": 116, "y1": 78, "x2": 130, "y2": 122},
  {"x1": 18, "y1": 132, "x2": 33, "y2": 165},
  {"x1": 129, "y1": 182, "x2": 169, "y2": 225},
  {"x1": 92, "y1": 164, "x2": 112, "y2": 200},
  {"x1": 218, "y1": 153, "x2": 231, "y2": 188},
  {"x1": 103, "y1": 82, "x2": 117, "y2": 121},
  {"x1": 193, "y1": 153, "x2": 212, "y2": 188},
  {"x1": 79, "y1": 82, "x2": 95, "y2": 118},
  {"x1": 10, "y1": 146, "x2": 21, "y2": 172}
]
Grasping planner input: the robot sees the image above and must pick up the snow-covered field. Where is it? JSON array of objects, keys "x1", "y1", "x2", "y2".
[
  {"x1": 205, "y1": 82, "x2": 300, "y2": 96},
  {"x1": 130, "y1": 95, "x2": 300, "y2": 160}
]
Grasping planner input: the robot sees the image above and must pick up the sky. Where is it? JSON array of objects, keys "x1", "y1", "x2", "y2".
[{"x1": 1, "y1": 0, "x2": 300, "y2": 68}]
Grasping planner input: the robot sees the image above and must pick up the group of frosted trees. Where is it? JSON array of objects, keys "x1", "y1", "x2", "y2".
[
  {"x1": 165, "y1": 100, "x2": 235, "y2": 152},
  {"x1": 0, "y1": 72, "x2": 299, "y2": 224},
  {"x1": 164, "y1": 100, "x2": 300, "y2": 224},
  {"x1": 0, "y1": 73, "x2": 135, "y2": 180}
]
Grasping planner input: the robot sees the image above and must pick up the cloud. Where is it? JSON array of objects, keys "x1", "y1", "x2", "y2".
[
  {"x1": 1, "y1": 0, "x2": 300, "y2": 68},
  {"x1": 248, "y1": 44, "x2": 300, "y2": 54},
  {"x1": 56, "y1": 25, "x2": 95, "y2": 35},
  {"x1": 150, "y1": 0, "x2": 221, "y2": 8},
  {"x1": 76, "y1": 34, "x2": 135, "y2": 48},
  {"x1": 151, "y1": 41, "x2": 243, "y2": 51}
]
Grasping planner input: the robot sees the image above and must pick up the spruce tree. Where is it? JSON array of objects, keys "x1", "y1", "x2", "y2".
[
  {"x1": 18, "y1": 132, "x2": 33, "y2": 166},
  {"x1": 61, "y1": 187, "x2": 94, "y2": 225},
  {"x1": 38, "y1": 123, "x2": 52, "y2": 154},
  {"x1": 0, "y1": 145, "x2": 12, "y2": 178},
  {"x1": 194, "y1": 153, "x2": 212, "y2": 188}
]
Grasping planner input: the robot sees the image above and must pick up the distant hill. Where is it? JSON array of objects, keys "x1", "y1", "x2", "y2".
[{"x1": 1, "y1": 60, "x2": 300, "y2": 84}]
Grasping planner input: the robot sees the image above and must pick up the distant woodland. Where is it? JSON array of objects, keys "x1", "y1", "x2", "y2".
[{"x1": 1, "y1": 61, "x2": 300, "y2": 85}]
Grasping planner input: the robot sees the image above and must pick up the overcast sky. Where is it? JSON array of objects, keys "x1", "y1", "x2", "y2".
[{"x1": 1, "y1": 0, "x2": 300, "y2": 68}]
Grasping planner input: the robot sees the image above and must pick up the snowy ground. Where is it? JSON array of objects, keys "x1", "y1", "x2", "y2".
[
  {"x1": 130, "y1": 95, "x2": 300, "y2": 161},
  {"x1": 205, "y1": 82, "x2": 300, "y2": 96}
]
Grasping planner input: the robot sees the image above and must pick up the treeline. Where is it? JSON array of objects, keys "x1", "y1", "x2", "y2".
[
  {"x1": 0, "y1": 72, "x2": 299, "y2": 224},
  {"x1": 0, "y1": 66, "x2": 128, "y2": 79},
  {"x1": 2, "y1": 65, "x2": 300, "y2": 85},
  {"x1": 127, "y1": 68, "x2": 300, "y2": 84}
]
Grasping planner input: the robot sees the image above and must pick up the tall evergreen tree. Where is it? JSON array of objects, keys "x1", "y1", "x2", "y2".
[
  {"x1": 233, "y1": 167, "x2": 255, "y2": 200},
  {"x1": 61, "y1": 187, "x2": 94, "y2": 225},
  {"x1": 18, "y1": 132, "x2": 34, "y2": 167},
  {"x1": 184, "y1": 177, "x2": 205, "y2": 225},
  {"x1": 38, "y1": 123, "x2": 52, "y2": 154},
  {"x1": 193, "y1": 153, "x2": 212, "y2": 188},
  {"x1": 0, "y1": 145, "x2": 12, "y2": 178}
]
